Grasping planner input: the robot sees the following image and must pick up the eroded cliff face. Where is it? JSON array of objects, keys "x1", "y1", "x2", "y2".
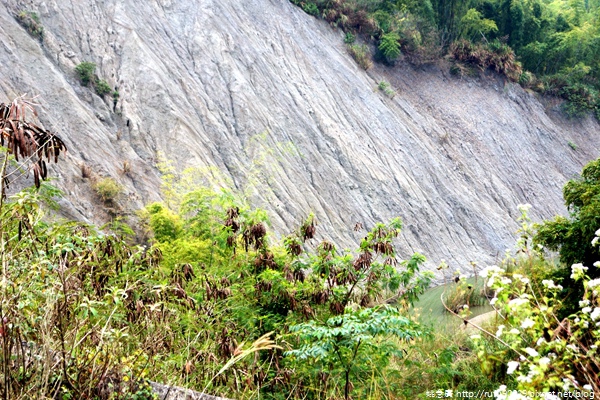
[{"x1": 0, "y1": 0, "x2": 598, "y2": 273}]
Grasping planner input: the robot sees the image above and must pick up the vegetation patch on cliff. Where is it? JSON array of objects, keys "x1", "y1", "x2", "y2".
[{"x1": 290, "y1": 0, "x2": 600, "y2": 120}]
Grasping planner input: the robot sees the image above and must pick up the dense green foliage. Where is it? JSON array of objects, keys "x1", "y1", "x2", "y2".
[
  {"x1": 0, "y1": 161, "x2": 435, "y2": 399},
  {"x1": 0, "y1": 185, "x2": 161, "y2": 399},
  {"x1": 291, "y1": 0, "x2": 600, "y2": 118},
  {"x1": 136, "y1": 175, "x2": 436, "y2": 399},
  {"x1": 347, "y1": 43, "x2": 373, "y2": 69},
  {"x1": 536, "y1": 157, "x2": 600, "y2": 271},
  {"x1": 2, "y1": 159, "x2": 595, "y2": 399},
  {"x1": 287, "y1": 307, "x2": 424, "y2": 399},
  {"x1": 379, "y1": 31, "x2": 402, "y2": 63},
  {"x1": 534, "y1": 157, "x2": 600, "y2": 316}
]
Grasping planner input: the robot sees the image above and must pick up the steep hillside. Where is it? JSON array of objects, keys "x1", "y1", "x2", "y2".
[{"x1": 0, "y1": 0, "x2": 598, "y2": 272}]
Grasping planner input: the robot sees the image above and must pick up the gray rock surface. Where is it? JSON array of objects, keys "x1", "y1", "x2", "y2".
[
  {"x1": 0, "y1": 0, "x2": 598, "y2": 275},
  {"x1": 149, "y1": 381, "x2": 231, "y2": 400}
]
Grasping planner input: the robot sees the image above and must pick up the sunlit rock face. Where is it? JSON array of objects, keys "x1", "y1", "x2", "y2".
[{"x1": 0, "y1": 0, "x2": 598, "y2": 274}]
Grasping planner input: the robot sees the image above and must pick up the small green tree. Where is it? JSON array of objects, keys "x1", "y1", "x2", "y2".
[
  {"x1": 302, "y1": 2, "x2": 319, "y2": 16},
  {"x1": 75, "y1": 62, "x2": 97, "y2": 86},
  {"x1": 279, "y1": 218, "x2": 432, "y2": 399},
  {"x1": 95, "y1": 79, "x2": 112, "y2": 96},
  {"x1": 287, "y1": 306, "x2": 426, "y2": 400}
]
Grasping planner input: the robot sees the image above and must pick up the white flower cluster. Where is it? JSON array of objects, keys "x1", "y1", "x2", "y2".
[
  {"x1": 588, "y1": 278, "x2": 600, "y2": 289},
  {"x1": 541, "y1": 279, "x2": 563, "y2": 290},
  {"x1": 521, "y1": 318, "x2": 535, "y2": 329},
  {"x1": 508, "y1": 296, "x2": 530, "y2": 309},
  {"x1": 496, "y1": 325, "x2": 505, "y2": 337},
  {"x1": 481, "y1": 265, "x2": 504, "y2": 283},
  {"x1": 487, "y1": 236, "x2": 600, "y2": 396},
  {"x1": 507, "y1": 361, "x2": 519, "y2": 374},
  {"x1": 524, "y1": 347, "x2": 539, "y2": 357},
  {"x1": 592, "y1": 228, "x2": 600, "y2": 246},
  {"x1": 570, "y1": 263, "x2": 588, "y2": 280},
  {"x1": 494, "y1": 385, "x2": 530, "y2": 400},
  {"x1": 566, "y1": 344, "x2": 579, "y2": 353},
  {"x1": 513, "y1": 274, "x2": 530, "y2": 285},
  {"x1": 516, "y1": 367, "x2": 540, "y2": 384}
]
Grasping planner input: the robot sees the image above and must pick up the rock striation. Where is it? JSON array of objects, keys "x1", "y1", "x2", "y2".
[{"x1": 0, "y1": 0, "x2": 598, "y2": 274}]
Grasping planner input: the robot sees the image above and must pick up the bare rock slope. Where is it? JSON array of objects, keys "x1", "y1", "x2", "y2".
[{"x1": 0, "y1": 0, "x2": 598, "y2": 272}]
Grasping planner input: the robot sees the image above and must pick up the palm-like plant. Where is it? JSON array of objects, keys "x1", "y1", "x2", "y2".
[{"x1": 0, "y1": 97, "x2": 67, "y2": 195}]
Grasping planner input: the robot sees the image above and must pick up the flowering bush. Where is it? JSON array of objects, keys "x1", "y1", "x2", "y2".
[
  {"x1": 471, "y1": 227, "x2": 600, "y2": 398},
  {"x1": 534, "y1": 157, "x2": 600, "y2": 316}
]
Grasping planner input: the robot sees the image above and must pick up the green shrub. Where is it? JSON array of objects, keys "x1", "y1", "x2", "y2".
[
  {"x1": 93, "y1": 176, "x2": 123, "y2": 202},
  {"x1": 541, "y1": 73, "x2": 569, "y2": 97},
  {"x1": 344, "y1": 32, "x2": 356, "y2": 44},
  {"x1": 378, "y1": 31, "x2": 401, "y2": 64},
  {"x1": 302, "y1": 2, "x2": 319, "y2": 16},
  {"x1": 378, "y1": 80, "x2": 396, "y2": 98},
  {"x1": 16, "y1": 10, "x2": 44, "y2": 39},
  {"x1": 75, "y1": 63, "x2": 116, "y2": 99},
  {"x1": 95, "y1": 79, "x2": 112, "y2": 96},
  {"x1": 450, "y1": 62, "x2": 468, "y2": 77},
  {"x1": 23, "y1": 10, "x2": 40, "y2": 24},
  {"x1": 348, "y1": 43, "x2": 372, "y2": 70},
  {"x1": 0, "y1": 185, "x2": 159, "y2": 399},
  {"x1": 287, "y1": 307, "x2": 426, "y2": 400},
  {"x1": 541, "y1": 65, "x2": 599, "y2": 119},
  {"x1": 560, "y1": 83, "x2": 598, "y2": 118},
  {"x1": 518, "y1": 71, "x2": 535, "y2": 88},
  {"x1": 75, "y1": 62, "x2": 97, "y2": 86},
  {"x1": 145, "y1": 202, "x2": 183, "y2": 242},
  {"x1": 451, "y1": 39, "x2": 522, "y2": 81}
]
